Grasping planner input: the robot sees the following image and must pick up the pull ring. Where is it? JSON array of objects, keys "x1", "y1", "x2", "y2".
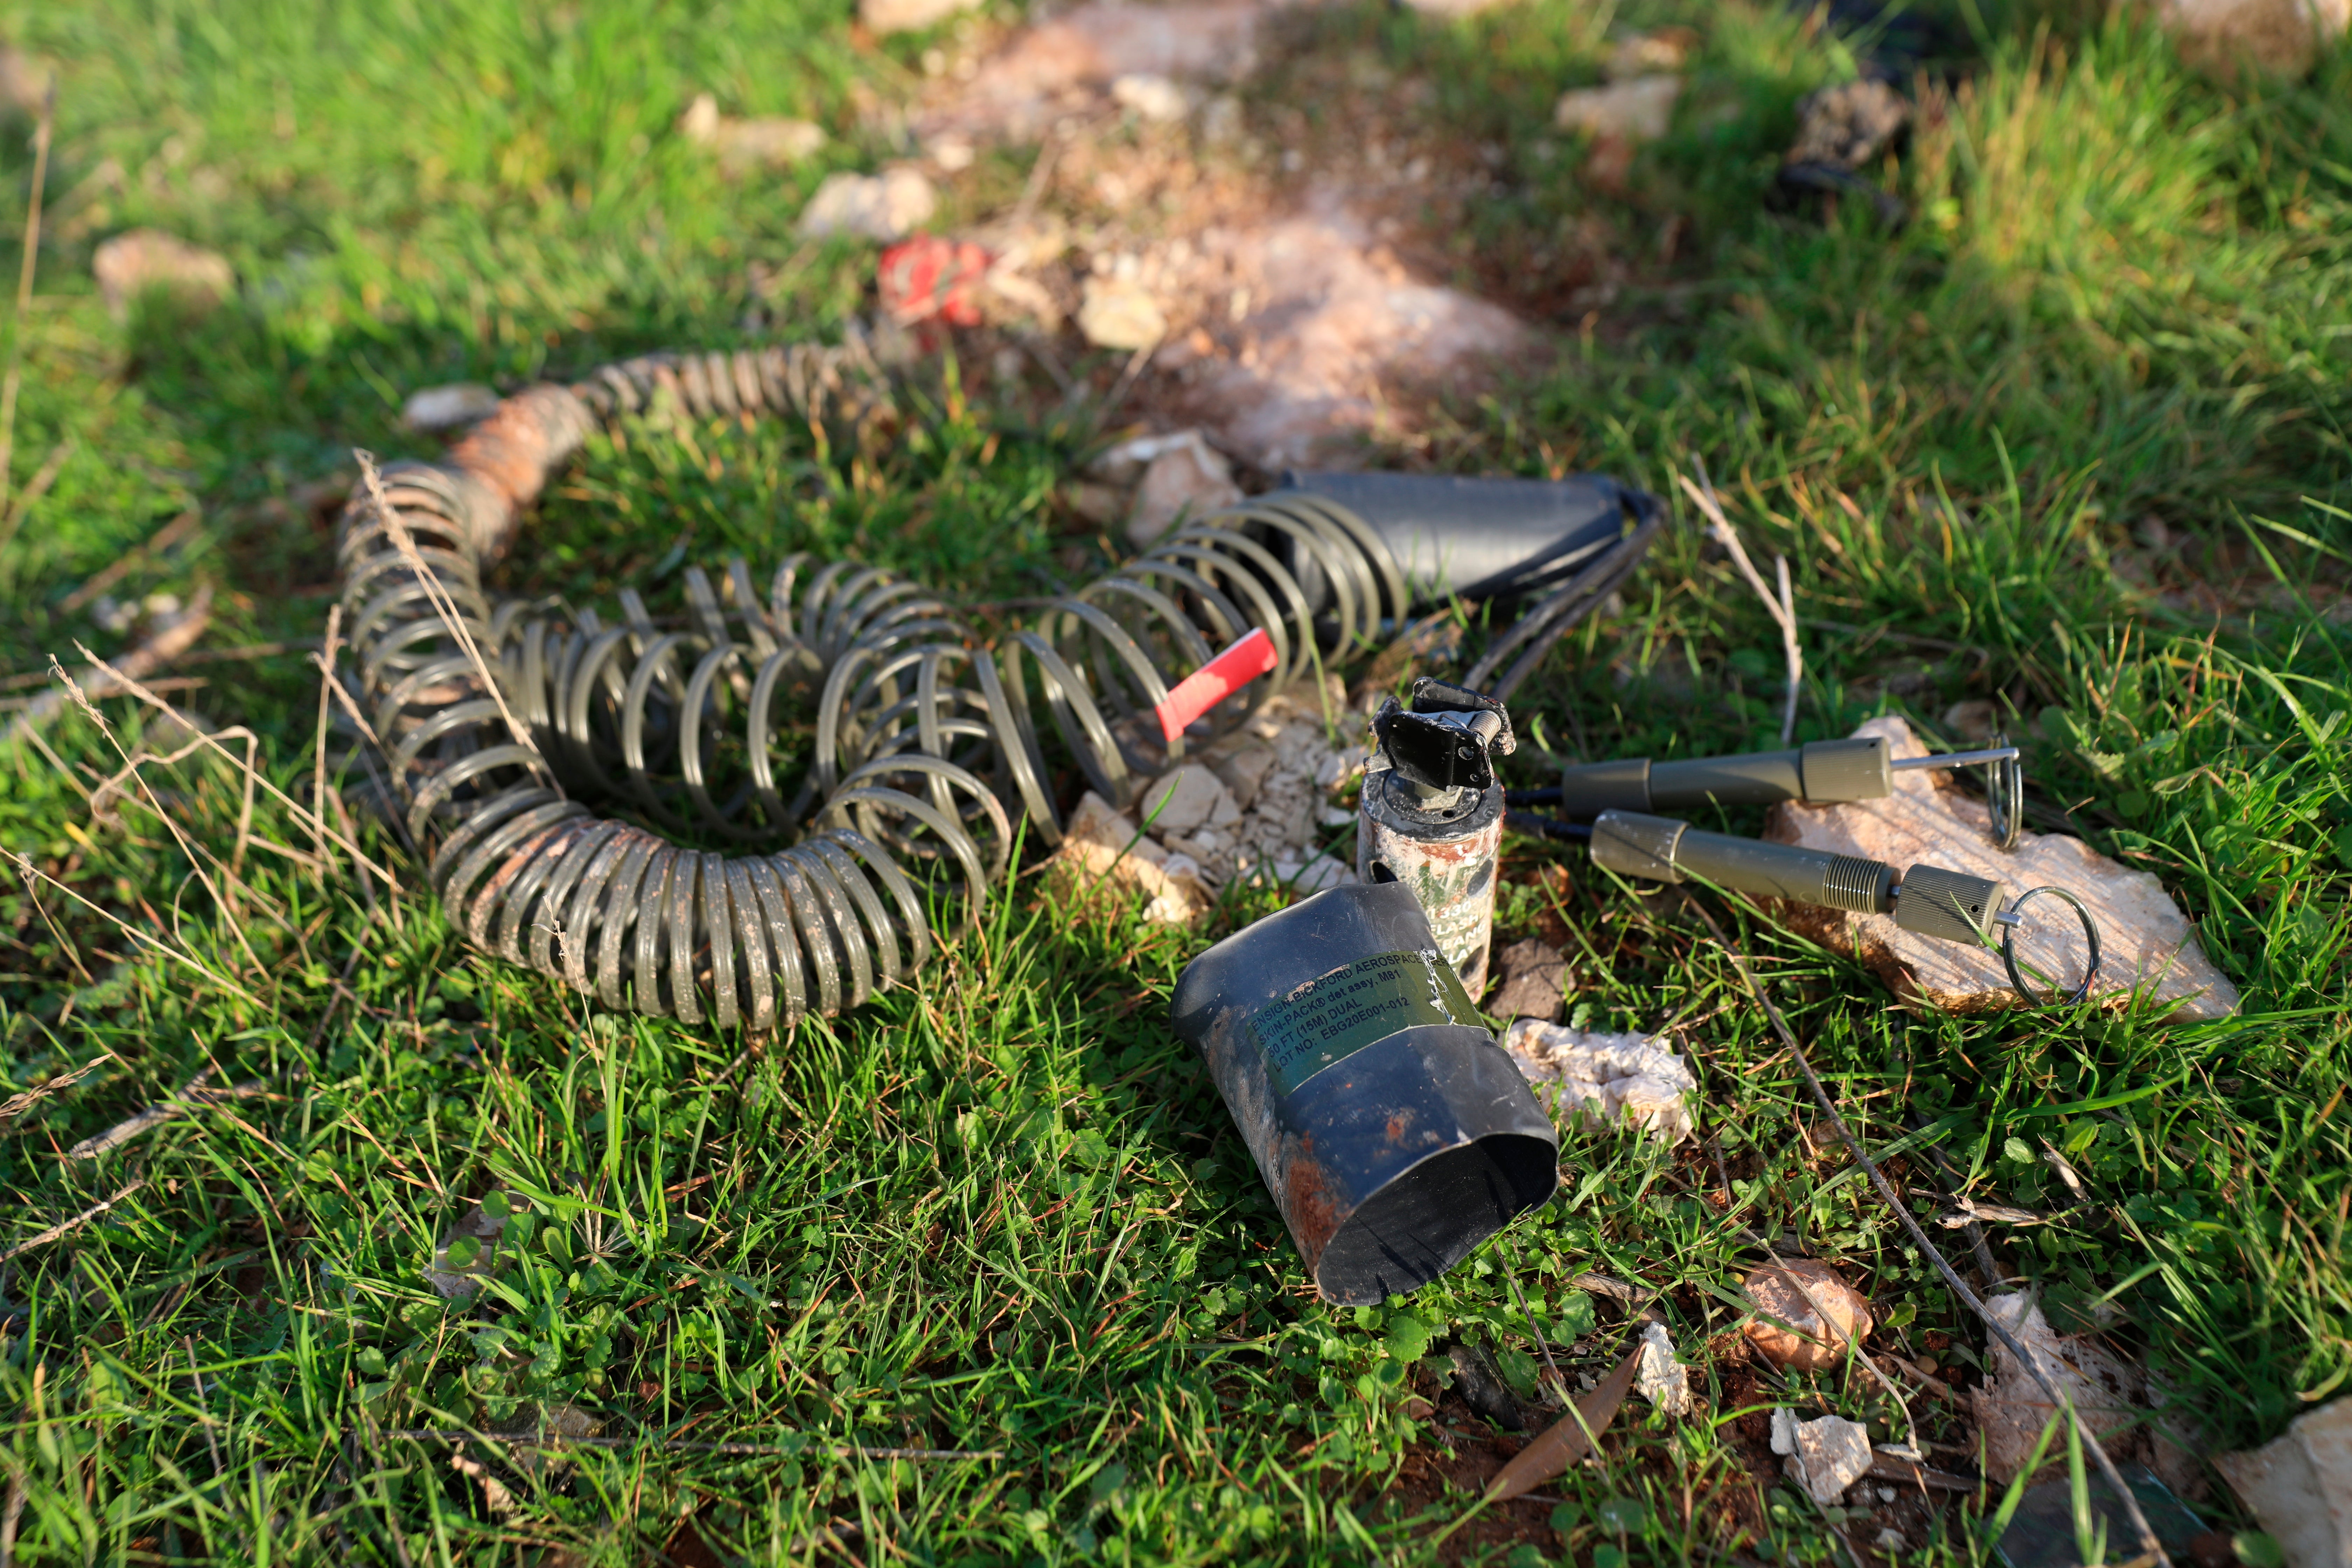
[
  {"x1": 1984, "y1": 730, "x2": 2024, "y2": 851},
  {"x1": 1994, "y1": 884, "x2": 2100, "y2": 1006}
]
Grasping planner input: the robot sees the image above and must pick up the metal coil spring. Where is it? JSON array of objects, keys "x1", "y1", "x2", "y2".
[{"x1": 337, "y1": 340, "x2": 1410, "y2": 1030}]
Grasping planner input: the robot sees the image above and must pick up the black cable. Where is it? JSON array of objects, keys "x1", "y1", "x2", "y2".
[{"x1": 1504, "y1": 810, "x2": 1591, "y2": 841}]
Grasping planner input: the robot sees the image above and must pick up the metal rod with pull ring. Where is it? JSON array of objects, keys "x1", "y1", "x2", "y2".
[
  {"x1": 1511, "y1": 734, "x2": 2026, "y2": 850},
  {"x1": 1518, "y1": 809, "x2": 2101, "y2": 1006}
]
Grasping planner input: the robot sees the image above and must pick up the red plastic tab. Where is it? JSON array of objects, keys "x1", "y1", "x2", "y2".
[{"x1": 1156, "y1": 628, "x2": 1279, "y2": 744}]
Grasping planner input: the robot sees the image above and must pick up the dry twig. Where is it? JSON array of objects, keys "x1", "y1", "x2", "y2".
[
  {"x1": 1678, "y1": 888, "x2": 2174, "y2": 1568},
  {"x1": 385, "y1": 1430, "x2": 1002, "y2": 1461},
  {"x1": 3, "y1": 585, "x2": 214, "y2": 744},
  {"x1": 64, "y1": 1072, "x2": 272, "y2": 1161}
]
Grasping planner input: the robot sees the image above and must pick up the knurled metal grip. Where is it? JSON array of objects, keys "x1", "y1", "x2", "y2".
[
  {"x1": 1557, "y1": 736, "x2": 1892, "y2": 816},
  {"x1": 1589, "y1": 811, "x2": 1897, "y2": 912},
  {"x1": 1893, "y1": 865, "x2": 2007, "y2": 944}
]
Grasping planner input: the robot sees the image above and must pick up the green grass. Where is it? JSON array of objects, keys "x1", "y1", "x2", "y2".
[{"x1": 1, "y1": 0, "x2": 2348, "y2": 1562}]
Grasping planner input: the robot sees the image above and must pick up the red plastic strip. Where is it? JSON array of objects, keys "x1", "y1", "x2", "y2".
[{"x1": 1155, "y1": 628, "x2": 1279, "y2": 744}]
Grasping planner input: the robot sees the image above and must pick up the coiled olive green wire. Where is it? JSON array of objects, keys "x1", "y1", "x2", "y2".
[{"x1": 338, "y1": 338, "x2": 1408, "y2": 1032}]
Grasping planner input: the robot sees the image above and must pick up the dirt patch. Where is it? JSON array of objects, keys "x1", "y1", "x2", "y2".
[
  {"x1": 915, "y1": 0, "x2": 1284, "y2": 141},
  {"x1": 892, "y1": 0, "x2": 1563, "y2": 468}
]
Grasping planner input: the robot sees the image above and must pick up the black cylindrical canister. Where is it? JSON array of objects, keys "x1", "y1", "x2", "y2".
[{"x1": 1171, "y1": 881, "x2": 1559, "y2": 1304}]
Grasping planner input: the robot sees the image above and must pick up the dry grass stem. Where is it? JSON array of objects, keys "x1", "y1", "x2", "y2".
[
  {"x1": 185, "y1": 1336, "x2": 226, "y2": 1479},
  {"x1": 0, "y1": 436, "x2": 75, "y2": 560},
  {"x1": 65, "y1": 637, "x2": 402, "y2": 888},
  {"x1": 312, "y1": 603, "x2": 343, "y2": 877},
  {"x1": 1680, "y1": 888, "x2": 2174, "y2": 1568},
  {"x1": 354, "y1": 449, "x2": 549, "y2": 778},
  {"x1": 57, "y1": 506, "x2": 203, "y2": 614},
  {"x1": 0, "y1": 79, "x2": 54, "y2": 526},
  {"x1": 0, "y1": 1471, "x2": 22, "y2": 1568},
  {"x1": 10, "y1": 849, "x2": 261, "y2": 1006},
  {"x1": 50, "y1": 655, "x2": 275, "y2": 968},
  {"x1": 0, "y1": 1050, "x2": 117, "y2": 1127},
  {"x1": 1679, "y1": 467, "x2": 1804, "y2": 745},
  {"x1": 1, "y1": 1178, "x2": 148, "y2": 1262}
]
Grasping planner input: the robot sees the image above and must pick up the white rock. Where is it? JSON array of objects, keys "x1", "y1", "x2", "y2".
[
  {"x1": 1313, "y1": 749, "x2": 1360, "y2": 791},
  {"x1": 1125, "y1": 431, "x2": 1241, "y2": 548},
  {"x1": 1051, "y1": 791, "x2": 1207, "y2": 924},
  {"x1": 91, "y1": 229, "x2": 236, "y2": 320},
  {"x1": 1078, "y1": 276, "x2": 1167, "y2": 350},
  {"x1": 2153, "y1": 0, "x2": 2349, "y2": 77},
  {"x1": 1211, "y1": 743, "x2": 1278, "y2": 810},
  {"x1": 1159, "y1": 851, "x2": 1208, "y2": 886},
  {"x1": 1971, "y1": 1292, "x2": 2147, "y2": 1484},
  {"x1": 1553, "y1": 74, "x2": 1682, "y2": 141},
  {"x1": 401, "y1": 383, "x2": 501, "y2": 433},
  {"x1": 1087, "y1": 429, "x2": 1192, "y2": 485},
  {"x1": 931, "y1": 136, "x2": 977, "y2": 172},
  {"x1": 1291, "y1": 853, "x2": 1356, "y2": 892},
  {"x1": 2216, "y1": 1398, "x2": 2352, "y2": 1568},
  {"x1": 1765, "y1": 716, "x2": 2241, "y2": 1019},
  {"x1": 1112, "y1": 72, "x2": 1189, "y2": 122},
  {"x1": 1500, "y1": 1021, "x2": 1697, "y2": 1142},
  {"x1": 1635, "y1": 1321, "x2": 1692, "y2": 1416},
  {"x1": 1788, "y1": 1414, "x2": 1874, "y2": 1506},
  {"x1": 1609, "y1": 31, "x2": 1691, "y2": 77},
  {"x1": 729, "y1": 118, "x2": 824, "y2": 171},
  {"x1": 859, "y1": 0, "x2": 981, "y2": 34},
  {"x1": 798, "y1": 168, "x2": 938, "y2": 242},
  {"x1": 1139, "y1": 765, "x2": 1238, "y2": 835},
  {"x1": 684, "y1": 103, "x2": 826, "y2": 175},
  {"x1": 1770, "y1": 1406, "x2": 1799, "y2": 1456}
]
